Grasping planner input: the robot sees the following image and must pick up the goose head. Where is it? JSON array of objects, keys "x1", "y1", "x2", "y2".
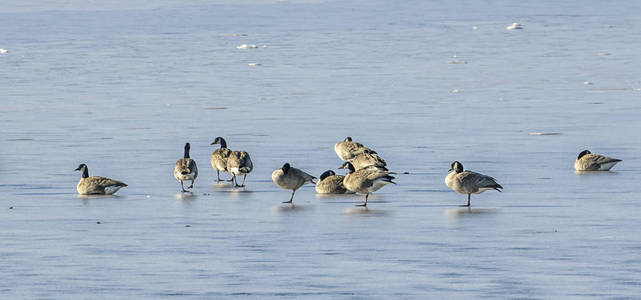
[
  {"x1": 281, "y1": 163, "x2": 291, "y2": 174},
  {"x1": 577, "y1": 150, "x2": 591, "y2": 160},
  {"x1": 75, "y1": 163, "x2": 89, "y2": 178},
  {"x1": 210, "y1": 137, "x2": 227, "y2": 148},
  {"x1": 319, "y1": 170, "x2": 336, "y2": 181},
  {"x1": 344, "y1": 137, "x2": 352, "y2": 142},
  {"x1": 339, "y1": 161, "x2": 355, "y2": 173},
  {"x1": 449, "y1": 161, "x2": 464, "y2": 173}
]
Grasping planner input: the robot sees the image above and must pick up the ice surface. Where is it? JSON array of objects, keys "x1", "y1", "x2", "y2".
[{"x1": 1, "y1": 0, "x2": 641, "y2": 298}]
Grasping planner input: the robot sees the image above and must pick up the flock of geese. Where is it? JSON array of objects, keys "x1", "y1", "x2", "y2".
[{"x1": 74, "y1": 137, "x2": 623, "y2": 207}]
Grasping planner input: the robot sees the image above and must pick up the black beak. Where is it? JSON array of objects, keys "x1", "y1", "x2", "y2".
[
  {"x1": 448, "y1": 168, "x2": 453, "y2": 172},
  {"x1": 75, "y1": 167, "x2": 81, "y2": 171},
  {"x1": 210, "y1": 142, "x2": 215, "y2": 145}
]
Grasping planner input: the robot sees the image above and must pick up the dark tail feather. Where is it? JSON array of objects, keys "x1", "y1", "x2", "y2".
[
  {"x1": 383, "y1": 175, "x2": 396, "y2": 184},
  {"x1": 490, "y1": 184, "x2": 503, "y2": 192},
  {"x1": 181, "y1": 171, "x2": 190, "y2": 175}
]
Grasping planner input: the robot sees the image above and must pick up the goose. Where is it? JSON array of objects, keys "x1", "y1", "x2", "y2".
[
  {"x1": 174, "y1": 143, "x2": 198, "y2": 192},
  {"x1": 574, "y1": 150, "x2": 622, "y2": 171},
  {"x1": 272, "y1": 163, "x2": 316, "y2": 204},
  {"x1": 445, "y1": 161, "x2": 502, "y2": 207},
  {"x1": 210, "y1": 137, "x2": 232, "y2": 182},
  {"x1": 227, "y1": 150, "x2": 253, "y2": 187},
  {"x1": 334, "y1": 137, "x2": 370, "y2": 162},
  {"x1": 74, "y1": 164, "x2": 127, "y2": 195},
  {"x1": 339, "y1": 162, "x2": 395, "y2": 207},
  {"x1": 315, "y1": 170, "x2": 349, "y2": 194},
  {"x1": 351, "y1": 149, "x2": 388, "y2": 171}
]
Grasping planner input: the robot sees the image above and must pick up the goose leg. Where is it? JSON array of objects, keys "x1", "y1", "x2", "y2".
[
  {"x1": 180, "y1": 181, "x2": 187, "y2": 193},
  {"x1": 238, "y1": 174, "x2": 247, "y2": 187},
  {"x1": 283, "y1": 189, "x2": 296, "y2": 204},
  {"x1": 356, "y1": 194, "x2": 368, "y2": 207},
  {"x1": 232, "y1": 174, "x2": 241, "y2": 187},
  {"x1": 460, "y1": 194, "x2": 471, "y2": 207},
  {"x1": 189, "y1": 180, "x2": 194, "y2": 189},
  {"x1": 216, "y1": 171, "x2": 221, "y2": 182}
]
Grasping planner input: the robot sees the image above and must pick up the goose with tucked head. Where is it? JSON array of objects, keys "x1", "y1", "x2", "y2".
[
  {"x1": 339, "y1": 161, "x2": 395, "y2": 207},
  {"x1": 174, "y1": 143, "x2": 198, "y2": 192},
  {"x1": 334, "y1": 137, "x2": 371, "y2": 162},
  {"x1": 226, "y1": 150, "x2": 253, "y2": 187},
  {"x1": 445, "y1": 161, "x2": 502, "y2": 207},
  {"x1": 210, "y1": 137, "x2": 232, "y2": 182},
  {"x1": 315, "y1": 170, "x2": 350, "y2": 194},
  {"x1": 574, "y1": 150, "x2": 622, "y2": 171},
  {"x1": 272, "y1": 163, "x2": 316, "y2": 204},
  {"x1": 351, "y1": 149, "x2": 388, "y2": 171},
  {"x1": 74, "y1": 163, "x2": 127, "y2": 195}
]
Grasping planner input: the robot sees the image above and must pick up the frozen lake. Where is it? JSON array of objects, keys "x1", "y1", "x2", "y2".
[{"x1": 1, "y1": 0, "x2": 641, "y2": 298}]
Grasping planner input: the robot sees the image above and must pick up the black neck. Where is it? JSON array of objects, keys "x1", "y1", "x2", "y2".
[
  {"x1": 184, "y1": 147, "x2": 190, "y2": 158},
  {"x1": 82, "y1": 167, "x2": 89, "y2": 178},
  {"x1": 220, "y1": 138, "x2": 227, "y2": 149}
]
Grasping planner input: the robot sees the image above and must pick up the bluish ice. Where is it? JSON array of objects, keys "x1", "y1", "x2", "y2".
[{"x1": 1, "y1": 0, "x2": 641, "y2": 298}]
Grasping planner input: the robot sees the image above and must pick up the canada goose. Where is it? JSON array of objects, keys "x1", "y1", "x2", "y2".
[
  {"x1": 445, "y1": 161, "x2": 502, "y2": 207},
  {"x1": 210, "y1": 137, "x2": 232, "y2": 182},
  {"x1": 315, "y1": 170, "x2": 349, "y2": 194},
  {"x1": 272, "y1": 163, "x2": 316, "y2": 204},
  {"x1": 574, "y1": 150, "x2": 622, "y2": 171},
  {"x1": 227, "y1": 150, "x2": 253, "y2": 187},
  {"x1": 351, "y1": 149, "x2": 387, "y2": 171},
  {"x1": 334, "y1": 137, "x2": 370, "y2": 162},
  {"x1": 74, "y1": 164, "x2": 127, "y2": 195},
  {"x1": 339, "y1": 162, "x2": 395, "y2": 207},
  {"x1": 174, "y1": 143, "x2": 198, "y2": 192}
]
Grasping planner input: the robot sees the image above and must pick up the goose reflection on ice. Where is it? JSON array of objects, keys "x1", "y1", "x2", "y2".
[{"x1": 445, "y1": 207, "x2": 498, "y2": 218}]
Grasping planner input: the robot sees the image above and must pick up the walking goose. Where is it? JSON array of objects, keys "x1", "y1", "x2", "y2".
[
  {"x1": 174, "y1": 143, "x2": 198, "y2": 192},
  {"x1": 445, "y1": 161, "x2": 502, "y2": 207},
  {"x1": 272, "y1": 163, "x2": 316, "y2": 204},
  {"x1": 74, "y1": 164, "x2": 127, "y2": 195},
  {"x1": 339, "y1": 162, "x2": 395, "y2": 207},
  {"x1": 574, "y1": 150, "x2": 622, "y2": 171},
  {"x1": 227, "y1": 150, "x2": 253, "y2": 187},
  {"x1": 334, "y1": 137, "x2": 371, "y2": 162},
  {"x1": 210, "y1": 137, "x2": 232, "y2": 182},
  {"x1": 315, "y1": 170, "x2": 349, "y2": 194}
]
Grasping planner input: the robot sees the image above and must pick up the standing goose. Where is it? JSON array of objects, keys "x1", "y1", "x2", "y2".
[
  {"x1": 339, "y1": 162, "x2": 395, "y2": 207},
  {"x1": 574, "y1": 150, "x2": 622, "y2": 171},
  {"x1": 334, "y1": 137, "x2": 371, "y2": 162},
  {"x1": 210, "y1": 137, "x2": 232, "y2": 182},
  {"x1": 174, "y1": 143, "x2": 198, "y2": 192},
  {"x1": 445, "y1": 161, "x2": 502, "y2": 207},
  {"x1": 272, "y1": 163, "x2": 316, "y2": 204},
  {"x1": 74, "y1": 164, "x2": 127, "y2": 195},
  {"x1": 226, "y1": 150, "x2": 253, "y2": 187},
  {"x1": 351, "y1": 149, "x2": 388, "y2": 171},
  {"x1": 315, "y1": 170, "x2": 349, "y2": 194}
]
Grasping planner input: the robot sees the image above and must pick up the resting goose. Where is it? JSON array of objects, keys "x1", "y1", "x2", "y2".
[
  {"x1": 272, "y1": 163, "x2": 316, "y2": 204},
  {"x1": 210, "y1": 137, "x2": 232, "y2": 182},
  {"x1": 351, "y1": 149, "x2": 388, "y2": 171},
  {"x1": 174, "y1": 143, "x2": 198, "y2": 192},
  {"x1": 315, "y1": 170, "x2": 349, "y2": 194},
  {"x1": 339, "y1": 162, "x2": 395, "y2": 207},
  {"x1": 74, "y1": 164, "x2": 127, "y2": 195},
  {"x1": 445, "y1": 161, "x2": 502, "y2": 207},
  {"x1": 334, "y1": 137, "x2": 370, "y2": 162},
  {"x1": 574, "y1": 150, "x2": 622, "y2": 171},
  {"x1": 226, "y1": 150, "x2": 253, "y2": 187}
]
